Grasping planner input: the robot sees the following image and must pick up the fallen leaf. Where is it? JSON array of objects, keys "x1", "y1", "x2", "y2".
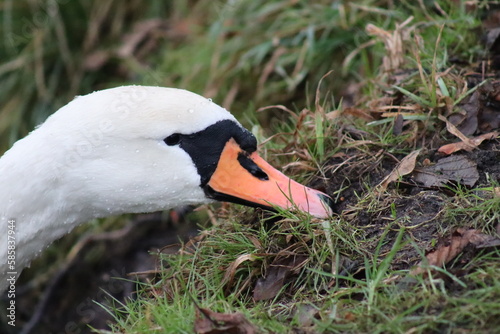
[
  {"x1": 412, "y1": 155, "x2": 479, "y2": 187},
  {"x1": 376, "y1": 150, "x2": 420, "y2": 192},
  {"x1": 438, "y1": 114, "x2": 477, "y2": 151},
  {"x1": 253, "y1": 255, "x2": 308, "y2": 301},
  {"x1": 486, "y1": 27, "x2": 500, "y2": 53},
  {"x1": 392, "y1": 113, "x2": 404, "y2": 135},
  {"x1": 222, "y1": 254, "x2": 257, "y2": 292},
  {"x1": 448, "y1": 90, "x2": 480, "y2": 136},
  {"x1": 447, "y1": 80, "x2": 500, "y2": 135},
  {"x1": 468, "y1": 230, "x2": 500, "y2": 248},
  {"x1": 247, "y1": 235, "x2": 262, "y2": 249},
  {"x1": 438, "y1": 131, "x2": 499, "y2": 155},
  {"x1": 194, "y1": 308, "x2": 256, "y2": 334},
  {"x1": 478, "y1": 81, "x2": 500, "y2": 131},
  {"x1": 411, "y1": 228, "x2": 500, "y2": 275}
]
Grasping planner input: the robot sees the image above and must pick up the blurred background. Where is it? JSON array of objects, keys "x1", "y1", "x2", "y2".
[{"x1": 0, "y1": 0, "x2": 373, "y2": 153}]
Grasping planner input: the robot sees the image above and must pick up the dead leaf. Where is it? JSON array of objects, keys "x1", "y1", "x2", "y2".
[
  {"x1": 222, "y1": 254, "x2": 257, "y2": 292},
  {"x1": 486, "y1": 27, "x2": 500, "y2": 52},
  {"x1": 438, "y1": 131, "x2": 499, "y2": 155},
  {"x1": 253, "y1": 255, "x2": 308, "y2": 301},
  {"x1": 448, "y1": 90, "x2": 480, "y2": 136},
  {"x1": 194, "y1": 308, "x2": 256, "y2": 334},
  {"x1": 376, "y1": 150, "x2": 420, "y2": 192},
  {"x1": 412, "y1": 155, "x2": 479, "y2": 187},
  {"x1": 448, "y1": 80, "x2": 500, "y2": 134},
  {"x1": 411, "y1": 228, "x2": 500, "y2": 275},
  {"x1": 438, "y1": 114, "x2": 477, "y2": 151},
  {"x1": 393, "y1": 113, "x2": 404, "y2": 135},
  {"x1": 247, "y1": 235, "x2": 262, "y2": 249},
  {"x1": 468, "y1": 230, "x2": 500, "y2": 248},
  {"x1": 478, "y1": 83, "x2": 500, "y2": 132}
]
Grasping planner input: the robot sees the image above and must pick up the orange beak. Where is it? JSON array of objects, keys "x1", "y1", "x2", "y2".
[{"x1": 205, "y1": 139, "x2": 333, "y2": 218}]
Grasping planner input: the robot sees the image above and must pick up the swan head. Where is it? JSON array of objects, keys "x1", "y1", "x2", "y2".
[{"x1": 25, "y1": 86, "x2": 334, "y2": 219}]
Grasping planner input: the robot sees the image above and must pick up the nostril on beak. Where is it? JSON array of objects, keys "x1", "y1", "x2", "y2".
[{"x1": 237, "y1": 153, "x2": 269, "y2": 181}]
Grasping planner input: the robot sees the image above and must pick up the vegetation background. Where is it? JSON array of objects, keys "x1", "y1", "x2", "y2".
[{"x1": 1, "y1": 0, "x2": 500, "y2": 333}]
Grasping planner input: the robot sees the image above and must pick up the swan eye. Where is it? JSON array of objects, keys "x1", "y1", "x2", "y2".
[{"x1": 164, "y1": 133, "x2": 181, "y2": 146}]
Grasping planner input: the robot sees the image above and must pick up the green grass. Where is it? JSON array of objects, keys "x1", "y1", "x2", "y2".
[{"x1": 99, "y1": 212, "x2": 500, "y2": 333}]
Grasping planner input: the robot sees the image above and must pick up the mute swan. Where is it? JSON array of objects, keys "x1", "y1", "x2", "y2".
[{"x1": 0, "y1": 86, "x2": 333, "y2": 291}]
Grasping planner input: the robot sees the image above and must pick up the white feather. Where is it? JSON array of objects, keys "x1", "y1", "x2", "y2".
[{"x1": 0, "y1": 86, "x2": 239, "y2": 290}]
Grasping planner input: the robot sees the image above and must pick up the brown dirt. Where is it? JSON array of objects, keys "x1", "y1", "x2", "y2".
[{"x1": 316, "y1": 140, "x2": 500, "y2": 280}]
